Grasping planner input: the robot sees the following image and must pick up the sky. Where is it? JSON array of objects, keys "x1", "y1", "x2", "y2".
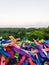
[{"x1": 0, "y1": 0, "x2": 49, "y2": 28}]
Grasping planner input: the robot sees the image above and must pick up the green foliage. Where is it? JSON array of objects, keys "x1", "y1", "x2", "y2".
[{"x1": 0, "y1": 27, "x2": 49, "y2": 40}]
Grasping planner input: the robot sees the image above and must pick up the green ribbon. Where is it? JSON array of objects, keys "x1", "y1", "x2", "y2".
[{"x1": 15, "y1": 53, "x2": 19, "y2": 62}]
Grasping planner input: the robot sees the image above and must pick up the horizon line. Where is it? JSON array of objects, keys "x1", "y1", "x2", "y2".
[{"x1": 0, "y1": 25, "x2": 49, "y2": 28}]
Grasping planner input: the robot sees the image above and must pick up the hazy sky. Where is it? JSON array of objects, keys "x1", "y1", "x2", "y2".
[{"x1": 0, "y1": 0, "x2": 49, "y2": 28}]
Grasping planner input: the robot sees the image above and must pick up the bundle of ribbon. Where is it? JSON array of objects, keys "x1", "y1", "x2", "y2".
[{"x1": 0, "y1": 36, "x2": 49, "y2": 65}]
